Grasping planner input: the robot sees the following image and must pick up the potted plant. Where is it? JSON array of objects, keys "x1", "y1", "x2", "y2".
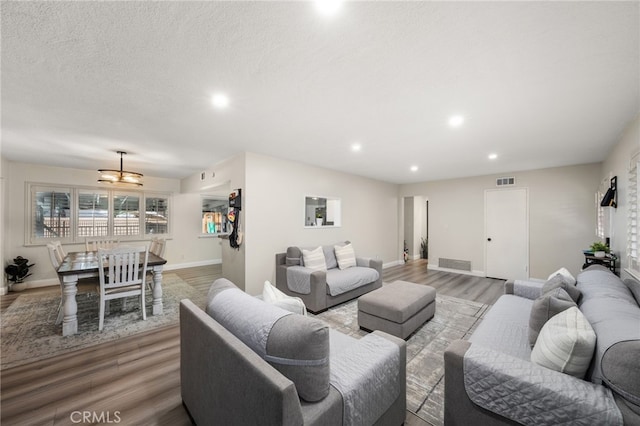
[
  {"x1": 420, "y1": 237, "x2": 428, "y2": 260},
  {"x1": 4, "y1": 256, "x2": 35, "y2": 291},
  {"x1": 590, "y1": 241, "x2": 610, "y2": 258}
]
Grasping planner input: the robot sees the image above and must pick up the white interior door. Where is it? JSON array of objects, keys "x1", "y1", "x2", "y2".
[{"x1": 485, "y1": 188, "x2": 529, "y2": 280}]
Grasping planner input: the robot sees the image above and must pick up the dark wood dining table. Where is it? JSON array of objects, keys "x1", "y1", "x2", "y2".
[{"x1": 56, "y1": 251, "x2": 167, "y2": 336}]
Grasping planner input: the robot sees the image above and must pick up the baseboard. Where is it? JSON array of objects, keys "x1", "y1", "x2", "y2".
[
  {"x1": 0, "y1": 286, "x2": 7, "y2": 296},
  {"x1": 427, "y1": 264, "x2": 486, "y2": 277},
  {"x1": 16, "y1": 258, "x2": 224, "y2": 291},
  {"x1": 383, "y1": 260, "x2": 403, "y2": 269},
  {"x1": 164, "y1": 258, "x2": 222, "y2": 271}
]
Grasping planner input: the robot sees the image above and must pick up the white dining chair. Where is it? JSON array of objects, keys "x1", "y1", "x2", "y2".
[
  {"x1": 86, "y1": 238, "x2": 120, "y2": 252},
  {"x1": 46, "y1": 241, "x2": 66, "y2": 325},
  {"x1": 149, "y1": 237, "x2": 166, "y2": 258},
  {"x1": 97, "y1": 246, "x2": 148, "y2": 331}
]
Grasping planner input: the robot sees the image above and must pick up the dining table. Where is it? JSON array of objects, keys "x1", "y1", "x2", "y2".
[{"x1": 56, "y1": 250, "x2": 168, "y2": 336}]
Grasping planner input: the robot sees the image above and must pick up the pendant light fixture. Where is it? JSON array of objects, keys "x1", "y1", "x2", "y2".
[{"x1": 98, "y1": 151, "x2": 143, "y2": 187}]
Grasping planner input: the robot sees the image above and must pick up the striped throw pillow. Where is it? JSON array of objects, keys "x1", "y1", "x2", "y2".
[
  {"x1": 302, "y1": 246, "x2": 327, "y2": 271},
  {"x1": 531, "y1": 306, "x2": 596, "y2": 378},
  {"x1": 334, "y1": 243, "x2": 357, "y2": 270}
]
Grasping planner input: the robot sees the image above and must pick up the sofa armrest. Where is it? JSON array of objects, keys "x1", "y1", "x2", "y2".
[
  {"x1": 330, "y1": 331, "x2": 406, "y2": 425},
  {"x1": 504, "y1": 279, "x2": 544, "y2": 299},
  {"x1": 445, "y1": 340, "x2": 623, "y2": 426},
  {"x1": 356, "y1": 257, "x2": 382, "y2": 272}
]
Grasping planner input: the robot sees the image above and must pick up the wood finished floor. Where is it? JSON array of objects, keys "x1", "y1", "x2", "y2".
[{"x1": 0, "y1": 260, "x2": 503, "y2": 426}]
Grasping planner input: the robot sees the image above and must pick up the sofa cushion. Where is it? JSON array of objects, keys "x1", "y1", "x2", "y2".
[
  {"x1": 531, "y1": 306, "x2": 596, "y2": 378},
  {"x1": 528, "y1": 287, "x2": 576, "y2": 347},
  {"x1": 335, "y1": 243, "x2": 357, "y2": 270},
  {"x1": 547, "y1": 267, "x2": 576, "y2": 285},
  {"x1": 577, "y1": 267, "x2": 640, "y2": 384},
  {"x1": 323, "y1": 245, "x2": 338, "y2": 270},
  {"x1": 542, "y1": 273, "x2": 581, "y2": 303},
  {"x1": 601, "y1": 340, "x2": 640, "y2": 406},
  {"x1": 302, "y1": 246, "x2": 328, "y2": 271},
  {"x1": 326, "y1": 267, "x2": 380, "y2": 296},
  {"x1": 207, "y1": 278, "x2": 330, "y2": 402}
]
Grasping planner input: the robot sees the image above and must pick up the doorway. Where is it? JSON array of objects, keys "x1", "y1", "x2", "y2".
[{"x1": 485, "y1": 188, "x2": 529, "y2": 280}]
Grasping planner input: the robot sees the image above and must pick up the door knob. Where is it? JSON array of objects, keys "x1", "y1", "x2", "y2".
[{"x1": 487, "y1": 238, "x2": 492, "y2": 242}]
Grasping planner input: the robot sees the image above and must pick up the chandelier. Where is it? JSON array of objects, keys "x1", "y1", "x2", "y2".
[{"x1": 98, "y1": 151, "x2": 143, "y2": 187}]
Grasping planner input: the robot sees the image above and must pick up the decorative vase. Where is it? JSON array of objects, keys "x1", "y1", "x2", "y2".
[
  {"x1": 11, "y1": 282, "x2": 27, "y2": 292},
  {"x1": 594, "y1": 251, "x2": 606, "y2": 258},
  {"x1": 316, "y1": 218, "x2": 323, "y2": 226}
]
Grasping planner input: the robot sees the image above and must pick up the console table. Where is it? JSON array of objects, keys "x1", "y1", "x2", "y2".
[{"x1": 582, "y1": 252, "x2": 617, "y2": 275}]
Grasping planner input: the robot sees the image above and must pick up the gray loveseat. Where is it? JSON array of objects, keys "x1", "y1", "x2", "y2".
[
  {"x1": 444, "y1": 265, "x2": 640, "y2": 425},
  {"x1": 275, "y1": 242, "x2": 383, "y2": 313},
  {"x1": 180, "y1": 278, "x2": 406, "y2": 425}
]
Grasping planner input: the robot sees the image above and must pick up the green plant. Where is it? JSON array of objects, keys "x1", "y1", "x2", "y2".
[
  {"x1": 420, "y1": 237, "x2": 428, "y2": 259},
  {"x1": 590, "y1": 241, "x2": 610, "y2": 253}
]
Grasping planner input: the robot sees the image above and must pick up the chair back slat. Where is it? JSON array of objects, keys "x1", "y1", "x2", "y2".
[
  {"x1": 149, "y1": 238, "x2": 166, "y2": 258},
  {"x1": 87, "y1": 238, "x2": 120, "y2": 252},
  {"x1": 98, "y1": 246, "x2": 148, "y2": 291}
]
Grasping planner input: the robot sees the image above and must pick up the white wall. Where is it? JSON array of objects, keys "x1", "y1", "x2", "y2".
[
  {"x1": 401, "y1": 163, "x2": 602, "y2": 279},
  {"x1": 0, "y1": 156, "x2": 6, "y2": 294},
  {"x1": 601, "y1": 114, "x2": 640, "y2": 279},
  {"x1": 244, "y1": 152, "x2": 400, "y2": 295},
  {"x1": 4, "y1": 161, "x2": 221, "y2": 288}
]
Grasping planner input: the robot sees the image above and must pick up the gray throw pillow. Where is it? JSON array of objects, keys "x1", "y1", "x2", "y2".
[
  {"x1": 286, "y1": 246, "x2": 303, "y2": 266},
  {"x1": 266, "y1": 315, "x2": 330, "y2": 402},
  {"x1": 542, "y1": 273, "x2": 582, "y2": 303},
  {"x1": 529, "y1": 287, "x2": 577, "y2": 347},
  {"x1": 601, "y1": 340, "x2": 640, "y2": 406}
]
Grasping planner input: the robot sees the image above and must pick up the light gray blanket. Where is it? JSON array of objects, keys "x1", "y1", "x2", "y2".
[
  {"x1": 326, "y1": 267, "x2": 379, "y2": 296},
  {"x1": 463, "y1": 344, "x2": 623, "y2": 426},
  {"x1": 207, "y1": 288, "x2": 291, "y2": 357},
  {"x1": 330, "y1": 333, "x2": 400, "y2": 426},
  {"x1": 286, "y1": 266, "x2": 313, "y2": 294}
]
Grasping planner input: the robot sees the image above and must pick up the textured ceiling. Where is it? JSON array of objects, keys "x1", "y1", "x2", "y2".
[{"x1": 1, "y1": 1, "x2": 639, "y2": 184}]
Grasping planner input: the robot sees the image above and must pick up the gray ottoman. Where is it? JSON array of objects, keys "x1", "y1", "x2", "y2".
[{"x1": 358, "y1": 280, "x2": 436, "y2": 339}]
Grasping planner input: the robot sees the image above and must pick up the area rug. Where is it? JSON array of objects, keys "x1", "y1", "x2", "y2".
[
  {"x1": 313, "y1": 294, "x2": 491, "y2": 426},
  {"x1": 1, "y1": 273, "x2": 207, "y2": 370}
]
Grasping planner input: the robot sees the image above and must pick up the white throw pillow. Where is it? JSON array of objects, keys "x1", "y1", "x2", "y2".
[
  {"x1": 302, "y1": 246, "x2": 327, "y2": 271},
  {"x1": 334, "y1": 243, "x2": 357, "y2": 270},
  {"x1": 547, "y1": 267, "x2": 576, "y2": 286},
  {"x1": 531, "y1": 306, "x2": 596, "y2": 378},
  {"x1": 262, "y1": 280, "x2": 307, "y2": 315}
]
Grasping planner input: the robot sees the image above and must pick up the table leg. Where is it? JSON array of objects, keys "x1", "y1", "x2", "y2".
[
  {"x1": 62, "y1": 274, "x2": 79, "y2": 336},
  {"x1": 152, "y1": 265, "x2": 163, "y2": 315}
]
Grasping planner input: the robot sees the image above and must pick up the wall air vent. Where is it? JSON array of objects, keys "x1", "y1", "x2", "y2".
[
  {"x1": 496, "y1": 177, "x2": 515, "y2": 187},
  {"x1": 438, "y1": 258, "x2": 472, "y2": 272}
]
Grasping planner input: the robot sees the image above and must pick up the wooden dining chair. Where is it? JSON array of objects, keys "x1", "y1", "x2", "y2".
[
  {"x1": 97, "y1": 246, "x2": 148, "y2": 331},
  {"x1": 86, "y1": 238, "x2": 119, "y2": 252},
  {"x1": 46, "y1": 241, "x2": 66, "y2": 325}
]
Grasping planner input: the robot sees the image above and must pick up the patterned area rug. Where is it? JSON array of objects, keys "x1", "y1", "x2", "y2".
[
  {"x1": 1, "y1": 274, "x2": 207, "y2": 370},
  {"x1": 313, "y1": 294, "x2": 491, "y2": 426}
]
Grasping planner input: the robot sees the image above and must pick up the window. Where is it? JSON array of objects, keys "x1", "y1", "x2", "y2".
[
  {"x1": 202, "y1": 197, "x2": 229, "y2": 235},
  {"x1": 30, "y1": 186, "x2": 72, "y2": 242},
  {"x1": 27, "y1": 183, "x2": 171, "y2": 245},
  {"x1": 145, "y1": 196, "x2": 169, "y2": 235},
  {"x1": 628, "y1": 153, "x2": 639, "y2": 276}
]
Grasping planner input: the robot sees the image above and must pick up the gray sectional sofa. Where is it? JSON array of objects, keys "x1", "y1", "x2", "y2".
[
  {"x1": 180, "y1": 278, "x2": 406, "y2": 425},
  {"x1": 444, "y1": 265, "x2": 640, "y2": 425},
  {"x1": 275, "y1": 242, "x2": 383, "y2": 313}
]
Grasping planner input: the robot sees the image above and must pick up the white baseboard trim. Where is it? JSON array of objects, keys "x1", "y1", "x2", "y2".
[
  {"x1": 383, "y1": 260, "x2": 403, "y2": 269},
  {"x1": 164, "y1": 258, "x2": 222, "y2": 271},
  {"x1": 0, "y1": 286, "x2": 7, "y2": 296},
  {"x1": 16, "y1": 258, "x2": 224, "y2": 291},
  {"x1": 427, "y1": 264, "x2": 486, "y2": 277}
]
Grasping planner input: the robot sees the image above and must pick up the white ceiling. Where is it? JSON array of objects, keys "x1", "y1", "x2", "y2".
[{"x1": 2, "y1": 1, "x2": 638, "y2": 184}]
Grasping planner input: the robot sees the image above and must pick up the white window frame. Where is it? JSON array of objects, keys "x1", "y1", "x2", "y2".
[
  {"x1": 26, "y1": 182, "x2": 172, "y2": 245},
  {"x1": 628, "y1": 153, "x2": 639, "y2": 278}
]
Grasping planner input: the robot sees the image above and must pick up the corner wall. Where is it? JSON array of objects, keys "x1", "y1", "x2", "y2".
[
  {"x1": 601, "y1": 114, "x2": 640, "y2": 279},
  {"x1": 401, "y1": 163, "x2": 602, "y2": 279}
]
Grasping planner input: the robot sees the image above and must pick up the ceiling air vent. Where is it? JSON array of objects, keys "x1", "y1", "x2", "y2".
[{"x1": 496, "y1": 177, "x2": 515, "y2": 187}]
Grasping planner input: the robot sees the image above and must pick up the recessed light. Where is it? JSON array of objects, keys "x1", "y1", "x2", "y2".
[
  {"x1": 351, "y1": 143, "x2": 362, "y2": 152},
  {"x1": 488, "y1": 153, "x2": 498, "y2": 160},
  {"x1": 410, "y1": 165, "x2": 419, "y2": 172},
  {"x1": 211, "y1": 93, "x2": 229, "y2": 109},
  {"x1": 315, "y1": 0, "x2": 343, "y2": 16},
  {"x1": 448, "y1": 115, "x2": 464, "y2": 127}
]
